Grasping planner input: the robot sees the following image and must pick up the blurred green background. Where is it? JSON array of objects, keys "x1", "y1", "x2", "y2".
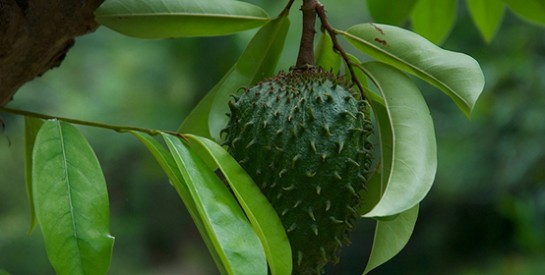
[{"x1": 1, "y1": 1, "x2": 544, "y2": 274}]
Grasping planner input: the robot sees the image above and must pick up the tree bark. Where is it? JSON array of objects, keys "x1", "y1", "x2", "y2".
[{"x1": 0, "y1": 0, "x2": 103, "y2": 106}]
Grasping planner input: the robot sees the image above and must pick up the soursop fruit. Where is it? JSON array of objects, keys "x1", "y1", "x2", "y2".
[{"x1": 222, "y1": 68, "x2": 373, "y2": 274}]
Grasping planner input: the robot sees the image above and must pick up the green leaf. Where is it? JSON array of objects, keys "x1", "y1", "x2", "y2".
[
  {"x1": 179, "y1": 16, "x2": 289, "y2": 140},
  {"x1": 363, "y1": 204, "x2": 419, "y2": 274},
  {"x1": 467, "y1": 0, "x2": 505, "y2": 42},
  {"x1": 32, "y1": 120, "x2": 114, "y2": 275},
  {"x1": 184, "y1": 134, "x2": 292, "y2": 275},
  {"x1": 357, "y1": 94, "x2": 391, "y2": 215},
  {"x1": 359, "y1": 62, "x2": 436, "y2": 217},
  {"x1": 315, "y1": 31, "x2": 341, "y2": 72},
  {"x1": 24, "y1": 116, "x2": 44, "y2": 233},
  {"x1": 410, "y1": 0, "x2": 457, "y2": 45},
  {"x1": 367, "y1": 0, "x2": 418, "y2": 25},
  {"x1": 503, "y1": 0, "x2": 545, "y2": 26},
  {"x1": 343, "y1": 23, "x2": 485, "y2": 117},
  {"x1": 130, "y1": 132, "x2": 227, "y2": 274},
  {"x1": 130, "y1": 132, "x2": 192, "y2": 207},
  {"x1": 163, "y1": 134, "x2": 267, "y2": 275},
  {"x1": 95, "y1": 0, "x2": 269, "y2": 39}
]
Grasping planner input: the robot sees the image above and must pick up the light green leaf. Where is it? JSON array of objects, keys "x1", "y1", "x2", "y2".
[
  {"x1": 343, "y1": 23, "x2": 485, "y2": 117},
  {"x1": 503, "y1": 0, "x2": 545, "y2": 26},
  {"x1": 359, "y1": 62, "x2": 436, "y2": 217},
  {"x1": 315, "y1": 31, "x2": 341, "y2": 72},
  {"x1": 32, "y1": 120, "x2": 114, "y2": 275},
  {"x1": 367, "y1": 0, "x2": 418, "y2": 25},
  {"x1": 129, "y1": 132, "x2": 194, "y2": 212},
  {"x1": 185, "y1": 134, "x2": 292, "y2": 275},
  {"x1": 410, "y1": 0, "x2": 457, "y2": 45},
  {"x1": 131, "y1": 132, "x2": 227, "y2": 275},
  {"x1": 363, "y1": 204, "x2": 419, "y2": 274},
  {"x1": 95, "y1": 0, "x2": 270, "y2": 38},
  {"x1": 24, "y1": 117, "x2": 44, "y2": 233},
  {"x1": 179, "y1": 16, "x2": 289, "y2": 140},
  {"x1": 357, "y1": 93, "x2": 391, "y2": 215},
  {"x1": 467, "y1": 0, "x2": 505, "y2": 42},
  {"x1": 163, "y1": 134, "x2": 267, "y2": 275}
]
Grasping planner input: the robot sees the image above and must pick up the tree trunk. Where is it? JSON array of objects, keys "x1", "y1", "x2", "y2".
[{"x1": 0, "y1": 0, "x2": 103, "y2": 105}]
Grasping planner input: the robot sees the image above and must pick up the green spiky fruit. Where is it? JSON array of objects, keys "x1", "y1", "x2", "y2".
[{"x1": 223, "y1": 68, "x2": 373, "y2": 274}]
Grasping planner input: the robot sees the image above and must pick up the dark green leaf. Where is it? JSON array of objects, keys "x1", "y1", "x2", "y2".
[
  {"x1": 179, "y1": 16, "x2": 289, "y2": 140},
  {"x1": 410, "y1": 0, "x2": 458, "y2": 45},
  {"x1": 131, "y1": 132, "x2": 227, "y2": 274},
  {"x1": 367, "y1": 0, "x2": 418, "y2": 25},
  {"x1": 343, "y1": 23, "x2": 485, "y2": 117},
  {"x1": 503, "y1": 0, "x2": 545, "y2": 26},
  {"x1": 363, "y1": 204, "x2": 419, "y2": 274},
  {"x1": 359, "y1": 62, "x2": 436, "y2": 217},
  {"x1": 315, "y1": 31, "x2": 341, "y2": 72},
  {"x1": 33, "y1": 120, "x2": 114, "y2": 275},
  {"x1": 95, "y1": 0, "x2": 269, "y2": 38},
  {"x1": 24, "y1": 116, "x2": 44, "y2": 233},
  {"x1": 185, "y1": 134, "x2": 292, "y2": 275},
  {"x1": 163, "y1": 134, "x2": 267, "y2": 275},
  {"x1": 467, "y1": 0, "x2": 505, "y2": 42}
]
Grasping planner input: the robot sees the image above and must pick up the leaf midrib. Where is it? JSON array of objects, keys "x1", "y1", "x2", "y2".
[
  {"x1": 96, "y1": 13, "x2": 269, "y2": 21},
  {"x1": 57, "y1": 122, "x2": 83, "y2": 271}
]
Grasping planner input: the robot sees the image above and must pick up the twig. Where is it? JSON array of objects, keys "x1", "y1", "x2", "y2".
[
  {"x1": 0, "y1": 106, "x2": 187, "y2": 140},
  {"x1": 279, "y1": 0, "x2": 296, "y2": 17},
  {"x1": 315, "y1": 4, "x2": 367, "y2": 99}
]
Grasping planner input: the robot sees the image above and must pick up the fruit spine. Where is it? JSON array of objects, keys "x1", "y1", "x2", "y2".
[{"x1": 223, "y1": 68, "x2": 373, "y2": 274}]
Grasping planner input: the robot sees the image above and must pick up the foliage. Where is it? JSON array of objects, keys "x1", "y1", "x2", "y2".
[
  {"x1": 367, "y1": 0, "x2": 545, "y2": 44},
  {"x1": 1, "y1": 0, "x2": 544, "y2": 274}
]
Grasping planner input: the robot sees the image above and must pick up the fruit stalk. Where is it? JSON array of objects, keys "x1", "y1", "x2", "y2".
[{"x1": 295, "y1": 0, "x2": 321, "y2": 68}]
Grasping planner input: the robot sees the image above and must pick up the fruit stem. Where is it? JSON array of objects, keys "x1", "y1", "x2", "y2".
[
  {"x1": 293, "y1": 1, "x2": 367, "y2": 99},
  {"x1": 295, "y1": 0, "x2": 319, "y2": 68}
]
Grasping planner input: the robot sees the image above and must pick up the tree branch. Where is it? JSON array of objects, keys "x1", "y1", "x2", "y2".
[
  {"x1": 0, "y1": 106, "x2": 187, "y2": 140},
  {"x1": 316, "y1": 4, "x2": 367, "y2": 99},
  {"x1": 0, "y1": 0, "x2": 104, "y2": 106}
]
